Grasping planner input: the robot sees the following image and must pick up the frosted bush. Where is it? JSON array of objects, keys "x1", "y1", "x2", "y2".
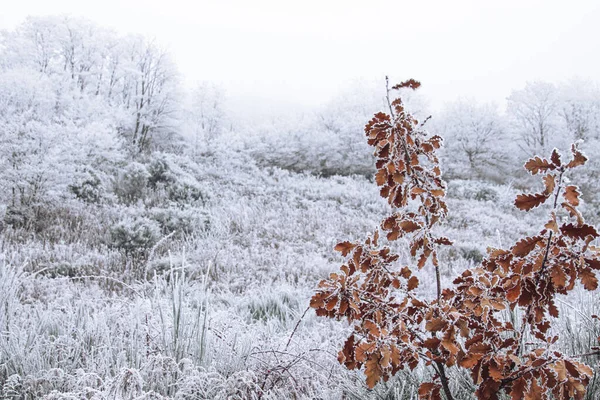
[
  {"x1": 110, "y1": 216, "x2": 161, "y2": 256},
  {"x1": 114, "y1": 162, "x2": 151, "y2": 205},
  {"x1": 69, "y1": 169, "x2": 104, "y2": 204},
  {"x1": 149, "y1": 207, "x2": 203, "y2": 236}
]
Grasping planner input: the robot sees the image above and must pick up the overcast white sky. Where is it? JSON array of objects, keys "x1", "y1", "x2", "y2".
[{"x1": 1, "y1": 0, "x2": 599, "y2": 113}]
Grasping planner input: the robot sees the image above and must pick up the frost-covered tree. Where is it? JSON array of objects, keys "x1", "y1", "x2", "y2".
[
  {"x1": 0, "y1": 16, "x2": 61, "y2": 73},
  {"x1": 0, "y1": 17, "x2": 138, "y2": 230},
  {"x1": 1, "y1": 16, "x2": 181, "y2": 154},
  {"x1": 555, "y1": 79, "x2": 600, "y2": 206},
  {"x1": 437, "y1": 99, "x2": 511, "y2": 181},
  {"x1": 507, "y1": 81, "x2": 562, "y2": 155},
  {"x1": 120, "y1": 37, "x2": 180, "y2": 153},
  {"x1": 183, "y1": 82, "x2": 228, "y2": 157},
  {"x1": 558, "y1": 79, "x2": 600, "y2": 141},
  {"x1": 0, "y1": 68, "x2": 77, "y2": 229}
]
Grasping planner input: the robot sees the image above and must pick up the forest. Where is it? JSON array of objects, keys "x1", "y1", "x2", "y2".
[{"x1": 0, "y1": 16, "x2": 599, "y2": 399}]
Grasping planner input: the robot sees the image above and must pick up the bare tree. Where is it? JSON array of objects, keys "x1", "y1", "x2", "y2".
[
  {"x1": 188, "y1": 82, "x2": 226, "y2": 155},
  {"x1": 558, "y1": 79, "x2": 600, "y2": 141},
  {"x1": 122, "y1": 37, "x2": 179, "y2": 153},
  {"x1": 437, "y1": 99, "x2": 509, "y2": 180},
  {"x1": 507, "y1": 81, "x2": 560, "y2": 155}
]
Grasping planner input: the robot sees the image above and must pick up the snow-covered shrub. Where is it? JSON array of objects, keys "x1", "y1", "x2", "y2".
[
  {"x1": 147, "y1": 156, "x2": 172, "y2": 189},
  {"x1": 146, "y1": 154, "x2": 206, "y2": 206},
  {"x1": 114, "y1": 162, "x2": 151, "y2": 205},
  {"x1": 149, "y1": 207, "x2": 208, "y2": 237},
  {"x1": 3, "y1": 202, "x2": 69, "y2": 234},
  {"x1": 109, "y1": 216, "x2": 161, "y2": 256},
  {"x1": 473, "y1": 186, "x2": 499, "y2": 202},
  {"x1": 3, "y1": 204, "x2": 34, "y2": 230},
  {"x1": 167, "y1": 181, "x2": 204, "y2": 206},
  {"x1": 69, "y1": 169, "x2": 104, "y2": 204}
]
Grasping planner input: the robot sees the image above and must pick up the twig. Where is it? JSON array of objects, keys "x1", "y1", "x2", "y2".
[{"x1": 285, "y1": 305, "x2": 310, "y2": 351}]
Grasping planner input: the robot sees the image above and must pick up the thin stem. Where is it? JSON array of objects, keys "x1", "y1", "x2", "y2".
[
  {"x1": 518, "y1": 170, "x2": 564, "y2": 356},
  {"x1": 385, "y1": 78, "x2": 451, "y2": 397},
  {"x1": 435, "y1": 359, "x2": 455, "y2": 400},
  {"x1": 285, "y1": 306, "x2": 310, "y2": 350},
  {"x1": 435, "y1": 269, "x2": 442, "y2": 303},
  {"x1": 385, "y1": 76, "x2": 395, "y2": 120}
]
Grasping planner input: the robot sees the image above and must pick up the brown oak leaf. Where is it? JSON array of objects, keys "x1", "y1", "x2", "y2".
[
  {"x1": 563, "y1": 185, "x2": 581, "y2": 206},
  {"x1": 524, "y1": 156, "x2": 555, "y2": 175},
  {"x1": 560, "y1": 223, "x2": 599, "y2": 240},
  {"x1": 515, "y1": 193, "x2": 549, "y2": 211},
  {"x1": 335, "y1": 241, "x2": 357, "y2": 256},
  {"x1": 512, "y1": 236, "x2": 544, "y2": 257},
  {"x1": 566, "y1": 144, "x2": 588, "y2": 169}
]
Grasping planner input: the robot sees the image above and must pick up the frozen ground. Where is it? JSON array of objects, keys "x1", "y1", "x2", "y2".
[{"x1": 1, "y1": 148, "x2": 598, "y2": 399}]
